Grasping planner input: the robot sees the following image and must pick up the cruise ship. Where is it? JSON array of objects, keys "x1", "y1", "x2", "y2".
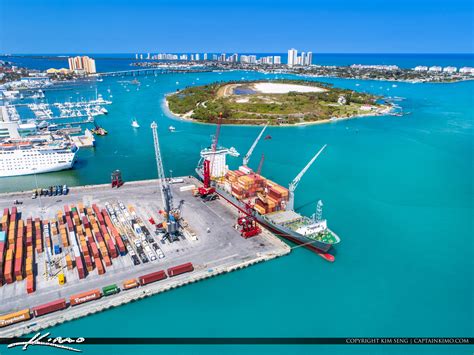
[{"x1": 0, "y1": 139, "x2": 78, "y2": 177}]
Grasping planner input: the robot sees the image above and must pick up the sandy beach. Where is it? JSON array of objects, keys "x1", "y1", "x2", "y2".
[{"x1": 251, "y1": 82, "x2": 327, "y2": 94}]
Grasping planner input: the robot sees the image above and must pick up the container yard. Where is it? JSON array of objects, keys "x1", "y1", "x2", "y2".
[{"x1": 0, "y1": 177, "x2": 290, "y2": 337}]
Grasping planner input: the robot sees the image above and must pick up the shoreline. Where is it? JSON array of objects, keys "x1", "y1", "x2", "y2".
[{"x1": 162, "y1": 95, "x2": 395, "y2": 128}]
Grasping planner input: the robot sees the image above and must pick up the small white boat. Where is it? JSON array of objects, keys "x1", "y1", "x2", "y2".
[
  {"x1": 168, "y1": 125, "x2": 176, "y2": 132},
  {"x1": 131, "y1": 119, "x2": 140, "y2": 128}
]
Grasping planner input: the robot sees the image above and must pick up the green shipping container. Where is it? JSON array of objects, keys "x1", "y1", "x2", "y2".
[{"x1": 102, "y1": 284, "x2": 120, "y2": 296}]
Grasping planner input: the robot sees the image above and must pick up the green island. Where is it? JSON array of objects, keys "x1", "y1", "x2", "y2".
[{"x1": 166, "y1": 79, "x2": 393, "y2": 125}]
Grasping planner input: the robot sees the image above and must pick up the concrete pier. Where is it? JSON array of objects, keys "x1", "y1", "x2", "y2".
[{"x1": 0, "y1": 177, "x2": 290, "y2": 337}]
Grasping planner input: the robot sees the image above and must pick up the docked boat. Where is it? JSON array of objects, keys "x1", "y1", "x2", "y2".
[
  {"x1": 0, "y1": 139, "x2": 78, "y2": 177},
  {"x1": 195, "y1": 124, "x2": 340, "y2": 261},
  {"x1": 131, "y1": 119, "x2": 140, "y2": 128}
]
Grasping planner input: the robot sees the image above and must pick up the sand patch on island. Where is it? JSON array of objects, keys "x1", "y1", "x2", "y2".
[{"x1": 252, "y1": 82, "x2": 327, "y2": 94}]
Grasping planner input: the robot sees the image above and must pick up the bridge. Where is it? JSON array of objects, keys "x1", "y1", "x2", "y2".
[{"x1": 93, "y1": 67, "x2": 213, "y2": 77}]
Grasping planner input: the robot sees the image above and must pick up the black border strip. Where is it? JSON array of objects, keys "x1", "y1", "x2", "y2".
[{"x1": 1, "y1": 338, "x2": 473, "y2": 345}]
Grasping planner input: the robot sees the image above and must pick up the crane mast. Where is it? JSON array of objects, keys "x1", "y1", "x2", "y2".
[
  {"x1": 287, "y1": 144, "x2": 327, "y2": 211},
  {"x1": 243, "y1": 124, "x2": 267, "y2": 167},
  {"x1": 151, "y1": 122, "x2": 173, "y2": 214}
]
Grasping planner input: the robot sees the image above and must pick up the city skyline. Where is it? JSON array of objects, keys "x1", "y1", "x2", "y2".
[{"x1": 0, "y1": 0, "x2": 473, "y2": 54}]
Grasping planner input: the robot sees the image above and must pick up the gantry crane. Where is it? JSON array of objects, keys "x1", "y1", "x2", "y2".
[
  {"x1": 151, "y1": 122, "x2": 178, "y2": 240},
  {"x1": 287, "y1": 144, "x2": 327, "y2": 211},
  {"x1": 242, "y1": 124, "x2": 268, "y2": 167}
]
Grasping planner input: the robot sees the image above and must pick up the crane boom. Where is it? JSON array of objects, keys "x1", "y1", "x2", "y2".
[
  {"x1": 287, "y1": 144, "x2": 327, "y2": 211},
  {"x1": 151, "y1": 122, "x2": 172, "y2": 214},
  {"x1": 243, "y1": 124, "x2": 267, "y2": 166}
]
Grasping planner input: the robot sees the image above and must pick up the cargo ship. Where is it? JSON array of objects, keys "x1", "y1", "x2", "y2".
[{"x1": 195, "y1": 120, "x2": 340, "y2": 261}]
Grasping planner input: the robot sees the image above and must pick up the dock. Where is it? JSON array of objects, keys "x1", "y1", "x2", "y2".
[
  {"x1": 70, "y1": 129, "x2": 95, "y2": 147},
  {"x1": 0, "y1": 177, "x2": 290, "y2": 337}
]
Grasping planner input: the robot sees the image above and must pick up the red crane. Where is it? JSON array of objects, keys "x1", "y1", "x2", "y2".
[{"x1": 198, "y1": 113, "x2": 223, "y2": 197}]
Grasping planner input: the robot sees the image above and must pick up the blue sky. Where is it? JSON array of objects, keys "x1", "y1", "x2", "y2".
[{"x1": 0, "y1": 0, "x2": 473, "y2": 53}]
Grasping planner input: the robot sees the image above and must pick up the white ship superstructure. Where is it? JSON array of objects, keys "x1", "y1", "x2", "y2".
[{"x1": 0, "y1": 140, "x2": 78, "y2": 177}]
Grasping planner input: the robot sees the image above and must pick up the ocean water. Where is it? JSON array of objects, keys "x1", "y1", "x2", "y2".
[{"x1": 1, "y1": 55, "x2": 473, "y2": 355}]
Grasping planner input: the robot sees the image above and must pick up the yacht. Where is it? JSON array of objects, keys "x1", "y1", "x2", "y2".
[{"x1": 131, "y1": 119, "x2": 140, "y2": 128}]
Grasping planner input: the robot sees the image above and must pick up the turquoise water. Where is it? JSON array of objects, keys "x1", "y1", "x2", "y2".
[{"x1": 1, "y1": 66, "x2": 473, "y2": 354}]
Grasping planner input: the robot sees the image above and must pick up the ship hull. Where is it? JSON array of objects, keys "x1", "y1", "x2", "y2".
[
  {"x1": 195, "y1": 169, "x2": 337, "y2": 254},
  {"x1": 0, "y1": 161, "x2": 76, "y2": 178}
]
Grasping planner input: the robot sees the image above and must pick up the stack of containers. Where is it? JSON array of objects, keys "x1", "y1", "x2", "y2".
[
  {"x1": 0, "y1": 208, "x2": 8, "y2": 232},
  {"x1": 90, "y1": 215, "x2": 111, "y2": 267},
  {"x1": 14, "y1": 219, "x2": 24, "y2": 282},
  {"x1": 25, "y1": 218, "x2": 34, "y2": 293},
  {"x1": 65, "y1": 254, "x2": 74, "y2": 270},
  {"x1": 63, "y1": 206, "x2": 84, "y2": 279},
  {"x1": 3, "y1": 249, "x2": 13, "y2": 284},
  {"x1": 51, "y1": 220, "x2": 62, "y2": 255},
  {"x1": 103, "y1": 213, "x2": 126, "y2": 256},
  {"x1": 43, "y1": 220, "x2": 51, "y2": 252},
  {"x1": 266, "y1": 181, "x2": 289, "y2": 211},
  {"x1": 100, "y1": 210, "x2": 118, "y2": 259},
  {"x1": 0, "y1": 231, "x2": 6, "y2": 285},
  {"x1": 34, "y1": 218, "x2": 43, "y2": 253},
  {"x1": 76, "y1": 222, "x2": 93, "y2": 272}
]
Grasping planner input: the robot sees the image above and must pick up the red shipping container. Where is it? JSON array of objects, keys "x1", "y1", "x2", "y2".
[
  {"x1": 64, "y1": 205, "x2": 70, "y2": 214},
  {"x1": 70, "y1": 289, "x2": 101, "y2": 306},
  {"x1": 26, "y1": 275, "x2": 35, "y2": 294},
  {"x1": 90, "y1": 242, "x2": 100, "y2": 258},
  {"x1": 81, "y1": 216, "x2": 90, "y2": 229},
  {"x1": 103, "y1": 254, "x2": 112, "y2": 267},
  {"x1": 4, "y1": 258, "x2": 13, "y2": 284},
  {"x1": 75, "y1": 257, "x2": 85, "y2": 279},
  {"x1": 95, "y1": 257, "x2": 105, "y2": 275},
  {"x1": 32, "y1": 299, "x2": 67, "y2": 317},
  {"x1": 167, "y1": 262, "x2": 194, "y2": 277},
  {"x1": 107, "y1": 238, "x2": 117, "y2": 258},
  {"x1": 138, "y1": 270, "x2": 167, "y2": 285},
  {"x1": 115, "y1": 235, "x2": 126, "y2": 255},
  {"x1": 3, "y1": 208, "x2": 9, "y2": 217}
]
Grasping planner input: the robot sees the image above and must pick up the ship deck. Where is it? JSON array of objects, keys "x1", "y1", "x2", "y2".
[{"x1": 0, "y1": 177, "x2": 290, "y2": 337}]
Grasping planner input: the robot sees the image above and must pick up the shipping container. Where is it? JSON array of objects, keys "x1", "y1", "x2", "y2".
[
  {"x1": 70, "y1": 289, "x2": 101, "y2": 306},
  {"x1": 0, "y1": 309, "x2": 31, "y2": 328},
  {"x1": 32, "y1": 299, "x2": 67, "y2": 317},
  {"x1": 102, "y1": 284, "x2": 120, "y2": 296},
  {"x1": 75, "y1": 256, "x2": 85, "y2": 279},
  {"x1": 167, "y1": 262, "x2": 194, "y2": 277},
  {"x1": 26, "y1": 275, "x2": 35, "y2": 294},
  {"x1": 138, "y1": 270, "x2": 167, "y2": 285},
  {"x1": 122, "y1": 279, "x2": 139, "y2": 290}
]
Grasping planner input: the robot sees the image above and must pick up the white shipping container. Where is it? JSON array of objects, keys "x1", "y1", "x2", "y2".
[{"x1": 179, "y1": 184, "x2": 196, "y2": 192}]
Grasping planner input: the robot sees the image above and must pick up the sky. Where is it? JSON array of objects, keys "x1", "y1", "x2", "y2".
[{"x1": 0, "y1": 0, "x2": 473, "y2": 54}]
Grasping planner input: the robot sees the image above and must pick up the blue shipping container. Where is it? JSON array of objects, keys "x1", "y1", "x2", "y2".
[
  {"x1": 0, "y1": 231, "x2": 6, "y2": 242},
  {"x1": 54, "y1": 245, "x2": 61, "y2": 254}
]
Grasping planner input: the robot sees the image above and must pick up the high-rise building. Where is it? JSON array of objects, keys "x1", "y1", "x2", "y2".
[
  {"x1": 212, "y1": 54, "x2": 218, "y2": 61},
  {"x1": 68, "y1": 56, "x2": 96, "y2": 74},
  {"x1": 203, "y1": 53, "x2": 208, "y2": 61},
  {"x1": 219, "y1": 53, "x2": 226, "y2": 62},
  {"x1": 306, "y1": 52, "x2": 313, "y2": 66},
  {"x1": 288, "y1": 48, "x2": 298, "y2": 67},
  {"x1": 274, "y1": 56, "x2": 281, "y2": 65},
  {"x1": 135, "y1": 53, "x2": 139, "y2": 60},
  {"x1": 195, "y1": 53, "x2": 200, "y2": 61},
  {"x1": 147, "y1": 53, "x2": 150, "y2": 59}
]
